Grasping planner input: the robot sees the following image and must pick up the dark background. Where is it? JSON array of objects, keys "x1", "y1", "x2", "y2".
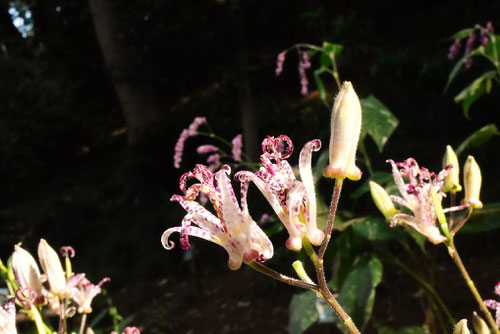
[{"x1": 1, "y1": 0, "x2": 500, "y2": 333}]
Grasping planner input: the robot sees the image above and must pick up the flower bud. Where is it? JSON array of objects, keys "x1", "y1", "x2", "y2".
[
  {"x1": 322, "y1": 81, "x2": 362, "y2": 181},
  {"x1": 12, "y1": 244, "x2": 45, "y2": 304},
  {"x1": 472, "y1": 312, "x2": 490, "y2": 334},
  {"x1": 38, "y1": 239, "x2": 69, "y2": 298},
  {"x1": 453, "y1": 319, "x2": 470, "y2": 334},
  {"x1": 442, "y1": 145, "x2": 462, "y2": 193},
  {"x1": 462, "y1": 156, "x2": 483, "y2": 209},
  {"x1": 369, "y1": 181, "x2": 398, "y2": 221}
]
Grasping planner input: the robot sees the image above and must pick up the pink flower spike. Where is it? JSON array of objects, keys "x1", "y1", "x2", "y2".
[
  {"x1": 231, "y1": 134, "x2": 243, "y2": 162},
  {"x1": 206, "y1": 153, "x2": 220, "y2": 165},
  {"x1": 275, "y1": 51, "x2": 286, "y2": 76},
  {"x1": 173, "y1": 117, "x2": 208, "y2": 168},
  {"x1": 196, "y1": 144, "x2": 218, "y2": 154}
]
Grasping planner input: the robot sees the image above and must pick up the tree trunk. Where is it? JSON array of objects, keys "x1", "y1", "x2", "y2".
[
  {"x1": 232, "y1": 0, "x2": 259, "y2": 161},
  {"x1": 87, "y1": 0, "x2": 160, "y2": 144}
]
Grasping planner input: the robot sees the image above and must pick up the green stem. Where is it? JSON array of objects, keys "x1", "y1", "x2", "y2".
[
  {"x1": 247, "y1": 261, "x2": 318, "y2": 290},
  {"x1": 447, "y1": 240, "x2": 499, "y2": 334},
  {"x1": 331, "y1": 54, "x2": 342, "y2": 90},
  {"x1": 30, "y1": 307, "x2": 47, "y2": 334},
  {"x1": 318, "y1": 179, "x2": 343, "y2": 260},
  {"x1": 387, "y1": 253, "x2": 455, "y2": 325}
]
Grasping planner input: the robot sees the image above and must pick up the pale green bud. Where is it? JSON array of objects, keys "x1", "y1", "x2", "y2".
[
  {"x1": 462, "y1": 156, "x2": 483, "y2": 209},
  {"x1": 472, "y1": 311, "x2": 490, "y2": 334},
  {"x1": 369, "y1": 181, "x2": 398, "y2": 221},
  {"x1": 442, "y1": 145, "x2": 462, "y2": 193},
  {"x1": 322, "y1": 81, "x2": 362, "y2": 181},
  {"x1": 453, "y1": 319, "x2": 470, "y2": 334},
  {"x1": 38, "y1": 239, "x2": 70, "y2": 298}
]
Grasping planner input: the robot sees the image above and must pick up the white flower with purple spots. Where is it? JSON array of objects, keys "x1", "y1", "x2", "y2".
[
  {"x1": 162, "y1": 164, "x2": 273, "y2": 270},
  {"x1": 387, "y1": 158, "x2": 467, "y2": 244},
  {"x1": 235, "y1": 135, "x2": 324, "y2": 251},
  {"x1": 485, "y1": 282, "x2": 500, "y2": 328}
]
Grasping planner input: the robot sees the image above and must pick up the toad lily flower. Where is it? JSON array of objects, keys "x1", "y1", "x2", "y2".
[
  {"x1": 12, "y1": 244, "x2": 45, "y2": 306},
  {"x1": 235, "y1": 135, "x2": 324, "y2": 251},
  {"x1": 386, "y1": 158, "x2": 451, "y2": 244},
  {"x1": 162, "y1": 164, "x2": 273, "y2": 270},
  {"x1": 69, "y1": 275, "x2": 110, "y2": 314}
]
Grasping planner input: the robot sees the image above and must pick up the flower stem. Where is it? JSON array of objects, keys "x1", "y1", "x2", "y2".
[
  {"x1": 385, "y1": 251, "x2": 455, "y2": 325},
  {"x1": 79, "y1": 313, "x2": 88, "y2": 334},
  {"x1": 30, "y1": 307, "x2": 47, "y2": 334},
  {"x1": 318, "y1": 179, "x2": 343, "y2": 260},
  {"x1": 247, "y1": 261, "x2": 318, "y2": 290},
  {"x1": 315, "y1": 261, "x2": 361, "y2": 334},
  {"x1": 447, "y1": 240, "x2": 499, "y2": 333}
]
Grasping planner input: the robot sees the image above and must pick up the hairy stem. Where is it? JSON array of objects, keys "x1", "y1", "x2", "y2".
[
  {"x1": 318, "y1": 179, "x2": 343, "y2": 260},
  {"x1": 315, "y1": 260, "x2": 361, "y2": 334},
  {"x1": 447, "y1": 241, "x2": 499, "y2": 334},
  {"x1": 247, "y1": 261, "x2": 318, "y2": 290}
]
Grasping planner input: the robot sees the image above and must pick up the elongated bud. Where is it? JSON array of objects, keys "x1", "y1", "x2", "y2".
[
  {"x1": 442, "y1": 145, "x2": 462, "y2": 193},
  {"x1": 322, "y1": 81, "x2": 362, "y2": 181},
  {"x1": 462, "y1": 156, "x2": 483, "y2": 209},
  {"x1": 12, "y1": 244, "x2": 45, "y2": 304},
  {"x1": 431, "y1": 188, "x2": 450, "y2": 240},
  {"x1": 472, "y1": 312, "x2": 490, "y2": 334},
  {"x1": 454, "y1": 319, "x2": 470, "y2": 334},
  {"x1": 38, "y1": 239, "x2": 69, "y2": 298},
  {"x1": 369, "y1": 181, "x2": 398, "y2": 221}
]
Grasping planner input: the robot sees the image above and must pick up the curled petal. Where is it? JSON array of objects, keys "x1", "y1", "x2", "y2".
[{"x1": 299, "y1": 139, "x2": 324, "y2": 245}]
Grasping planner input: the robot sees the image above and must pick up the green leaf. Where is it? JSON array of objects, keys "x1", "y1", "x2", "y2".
[
  {"x1": 350, "y1": 171, "x2": 393, "y2": 199},
  {"x1": 460, "y1": 202, "x2": 500, "y2": 233},
  {"x1": 329, "y1": 229, "x2": 362, "y2": 291},
  {"x1": 289, "y1": 290, "x2": 319, "y2": 334},
  {"x1": 450, "y1": 28, "x2": 475, "y2": 40},
  {"x1": 352, "y1": 217, "x2": 401, "y2": 241},
  {"x1": 469, "y1": 38, "x2": 500, "y2": 69},
  {"x1": 322, "y1": 42, "x2": 343, "y2": 58},
  {"x1": 378, "y1": 326, "x2": 429, "y2": 334},
  {"x1": 313, "y1": 147, "x2": 329, "y2": 182},
  {"x1": 360, "y1": 95, "x2": 399, "y2": 152},
  {"x1": 455, "y1": 124, "x2": 500, "y2": 156},
  {"x1": 453, "y1": 71, "x2": 497, "y2": 118},
  {"x1": 444, "y1": 57, "x2": 465, "y2": 92},
  {"x1": 315, "y1": 191, "x2": 330, "y2": 231},
  {"x1": 314, "y1": 67, "x2": 330, "y2": 106},
  {"x1": 334, "y1": 254, "x2": 383, "y2": 333}
]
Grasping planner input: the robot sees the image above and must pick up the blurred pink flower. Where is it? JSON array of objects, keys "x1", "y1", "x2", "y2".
[
  {"x1": 231, "y1": 134, "x2": 243, "y2": 162},
  {"x1": 484, "y1": 282, "x2": 500, "y2": 327},
  {"x1": 173, "y1": 117, "x2": 207, "y2": 169},
  {"x1": 275, "y1": 51, "x2": 286, "y2": 76}
]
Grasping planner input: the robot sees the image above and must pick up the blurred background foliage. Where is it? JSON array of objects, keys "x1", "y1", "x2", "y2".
[{"x1": 1, "y1": 0, "x2": 500, "y2": 332}]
